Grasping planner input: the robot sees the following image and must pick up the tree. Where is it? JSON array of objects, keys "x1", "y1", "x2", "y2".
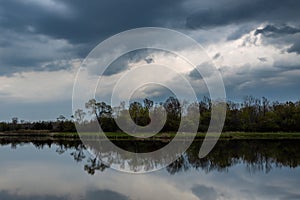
[
  {"x1": 12, "y1": 117, "x2": 18, "y2": 125},
  {"x1": 143, "y1": 98, "x2": 153, "y2": 110},
  {"x1": 85, "y1": 99, "x2": 112, "y2": 120},
  {"x1": 74, "y1": 109, "x2": 86, "y2": 124},
  {"x1": 129, "y1": 102, "x2": 144, "y2": 126},
  {"x1": 85, "y1": 99, "x2": 98, "y2": 119},
  {"x1": 198, "y1": 97, "x2": 212, "y2": 132},
  {"x1": 163, "y1": 97, "x2": 181, "y2": 131},
  {"x1": 11, "y1": 117, "x2": 19, "y2": 131}
]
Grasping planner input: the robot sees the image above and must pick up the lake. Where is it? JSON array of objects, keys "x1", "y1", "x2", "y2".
[{"x1": 0, "y1": 138, "x2": 300, "y2": 200}]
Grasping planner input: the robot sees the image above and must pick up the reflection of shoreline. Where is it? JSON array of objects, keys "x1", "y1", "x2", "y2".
[
  {"x1": 1, "y1": 138, "x2": 300, "y2": 175},
  {"x1": 1, "y1": 131, "x2": 300, "y2": 140}
]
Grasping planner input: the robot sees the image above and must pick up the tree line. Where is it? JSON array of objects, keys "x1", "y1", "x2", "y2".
[
  {"x1": 0, "y1": 115, "x2": 76, "y2": 132},
  {"x1": 1, "y1": 95, "x2": 300, "y2": 133}
]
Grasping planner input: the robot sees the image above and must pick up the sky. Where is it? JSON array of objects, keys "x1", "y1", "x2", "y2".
[{"x1": 0, "y1": 0, "x2": 300, "y2": 121}]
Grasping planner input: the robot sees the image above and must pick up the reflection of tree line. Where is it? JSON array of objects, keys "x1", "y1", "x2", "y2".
[
  {"x1": 0, "y1": 138, "x2": 106, "y2": 175},
  {"x1": 1, "y1": 138, "x2": 300, "y2": 175},
  {"x1": 168, "y1": 140, "x2": 300, "y2": 174},
  {"x1": 55, "y1": 142, "x2": 108, "y2": 175}
]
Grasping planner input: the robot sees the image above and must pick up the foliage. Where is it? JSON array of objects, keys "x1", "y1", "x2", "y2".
[{"x1": 1, "y1": 96, "x2": 300, "y2": 133}]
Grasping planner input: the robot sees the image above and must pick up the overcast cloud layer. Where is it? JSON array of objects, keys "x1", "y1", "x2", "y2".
[{"x1": 0, "y1": 0, "x2": 299, "y2": 120}]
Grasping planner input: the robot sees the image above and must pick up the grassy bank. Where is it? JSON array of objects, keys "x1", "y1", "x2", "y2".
[{"x1": 1, "y1": 131, "x2": 300, "y2": 140}]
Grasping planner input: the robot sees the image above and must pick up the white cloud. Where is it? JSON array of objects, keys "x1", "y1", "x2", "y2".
[{"x1": 0, "y1": 59, "x2": 80, "y2": 103}]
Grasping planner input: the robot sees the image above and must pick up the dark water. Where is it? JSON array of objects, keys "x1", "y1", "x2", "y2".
[{"x1": 1, "y1": 138, "x2": 300, "y2": 200}]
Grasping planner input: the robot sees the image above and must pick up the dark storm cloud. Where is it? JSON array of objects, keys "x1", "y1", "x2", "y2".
[
  {"x1": 186, "y1": 0, "x2": 300, "y2": 57},
  {"x1": 274, "y1": 64, "x2": 300, "y2": 71},
  {"x1": 253, "y1": 24, "x2": 300, "y2": 54},
  {"x1": 102, "y1": 49, "x2": 154, "y2": 76},
  {"x1": 2, "y1": 0, "x2": 299, "y2": 46},
  {"x1": 188, "y1": 62, "x2": 215, "y2": 80},
  {"x1": 0, "y1": 26, "x2": 77, "y2": 75},
  {"x1": 0, "y1": 0, "x2": 186, "y2": 74},
  {"x1": 1, "y1": 0, "x2": 299, "y2": 74},
  {"x1": 189, "y1": 68, "x2": 202, "y2": 80},
  {"x1": 102, "y1": 49, "x2": 174, "y2": 76},
  {"x1": 254, "y1": 24, "x2": 300, "y2": 37},
  {"x1": 0, "y1": 33, "x2": 76, "y2": 75},
  {"x1": 287, "y1": 39, "x2": 300, "y2": 54},
  {"x1": 226, "y1": 24, "x2": 257, "y2": 41},
  {"x1": 0, "y1": 0, "x2": 299, "y2": 120},
  {"x1": 221, "y1": 64, "x2": 300, "y2": 101},
  {"x1": 185, "y1": 0, "x2": 300, "y2": 29},
  {"x1": 0, "y1": 0, "x2": 185, "y2": 45}
]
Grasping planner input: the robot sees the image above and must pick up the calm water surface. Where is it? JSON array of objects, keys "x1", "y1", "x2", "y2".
[{"x1": 0, "y1": 138, "x2": 300, "y2": 200}]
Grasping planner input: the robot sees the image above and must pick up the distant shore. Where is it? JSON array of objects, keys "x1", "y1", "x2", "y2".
[{"x1": 1, "y1": 131, "x2": 300, "y2": 140}]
